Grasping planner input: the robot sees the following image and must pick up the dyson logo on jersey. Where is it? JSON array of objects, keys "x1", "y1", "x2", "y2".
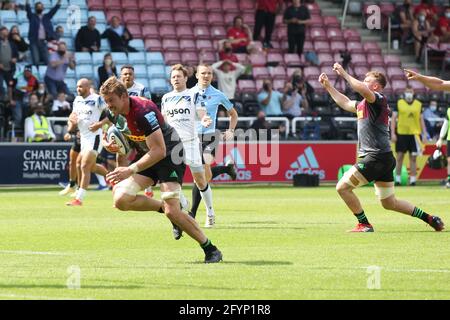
[{"x1": 167, "y1": 108, "x2": 191, "y2": 117}]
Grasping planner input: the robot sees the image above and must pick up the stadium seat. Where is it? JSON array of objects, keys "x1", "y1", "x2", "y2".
[
  {"x1": 350, "y1": 53, "x2": 367, "y2": 67},
  {"x1": 75, "y1": 52, "x2": 93, "y2": 65},
  {"x1": 172, "y1": 0, "x2": 190, "y2": 12},
  {"x1": 146, "y1": 52, "x2": 164, "y2": 65},
  {"x1": 237, "y1": 80, "x2": 257, "y2": 93},
  {"x1": 129, "y1": 39, "x2": 145, "y2": 52},
  {"x1": 95, "y1": 23, "x2": 107, "y2": 35},
  {"x1": 164, "y1": 52, "x2": 181, "y2": 65},
  {"x1": 284, "y1": 54, "x2": 303, "y2": 67},
  {"x1": 391, "y1": 80, "x2": 408, "y2": 95},
  {"x1": 249, "y1": 54, "x2": 267, "y2": 67},
  {"x1": 208, "y1": 13, "x2": 225, "y2": 27},
  {"x1": 267, "y1": 53, "x2": 283, "y2": 66},
  {"x1": 123, "y1": 10, "x2": 140, "y2": 24},
  {"x1": 206, "y1": 1, "x2": 222, "y2": 13},
  {"x1": 363, "y1": 41, "x2": 382, "y2": 54},
  {"x1": 121, "y1": 0, "x2": 139, "y2": 10},
  {"x1": 141, "y1": 24, "x2": 159, "y2": 40},
  {"x1": 38, "y1": 66, "x2": 47, "y2": 81},
  {"x1": 201, "y1": 51, "x2": 217, "y2": 64},
  {"x1": 330, "y1": 41, "x2": 346, "y2": 53},
  {"x1": 135, "y1": 78, "x2": 149, "y2": 89},
  {"x1": 252, "y1": 67, "x2": 270, "y2": 80},
  {"x1": 327, "y1": 28, "x2": 344, "y2": 42},
  {"x1": 65, "y1": 78, "x2": 77, "y2": 93},
  {"x1": 303, "y1": 66, "x2": 321, "y2": 81},
  {"x1": 408, "y1": 80, "x2": 427, "y2": 94},
  {"x1": 88, "y1": 0, "x2": 105, "y2": 11},
  {"x1": 66, "y1": 66, "x2": 77, "y2": 80},
  {"x1": 19, "y1": 23, "x2": 29, "y2": 37},
  {"x1": 179, "y1": 39, "x2": 196, "y2": 52},
  {"x1": 269, "y1": 66, "x2": 286, "y2": 80},
  {"x1": 148, "y1": 65, "x2": 166, "y2": 79},
  {"x1": 222, "y1": 0, "x2": 240, "y2": 14},
  {"x1": 17, "y1": 10, "x2": 27, "y2": 24},
  {"x1": 101, "y1": 39, "x2": 111, "y2": 52},
  {"x1": 76, "y1": 65, "x2": 94, "y2": 79},
  {"x1": 286, "y1": 67, "x2": 300, "y2": 79},
  {"x1": 320, "y1": 66, "x2": 338, "y2": 80},
  {"x1": 181, "y1": 52, "x2": 199, "y2": 65},
  {"x1": 104, "y1": 0, "x2": 122, "y2": 10},
  {"x1": 323, "y1": 16, "x2": 340, "y2": 28},
  {"x1": 310, "y1": 28, "x2": 328, "y2": 42},
  {"x1": 191, "y1": 12, "x2": 209, "y2": 26},
  {"x1": 196, "y1": 40, "x2": 213, "y2": 51},
  {"x1": 306, "y1": 2, "x2": 321, "y2": 15},
  {"x1": 162, "y1": 39, "x2": 180, "y2": 51},
  {"x1": 309, "y1": 15, "x2": 323, "y2": 28},
  {"x1": 150, "y1": 78, "x2": 169, "y2": 93},
  {"x1": 137, "y1": 0, "x2": 155, "y2": 10},
  {"x1": 176, "y1": 25, "x2": 194, "y2": 39},
  {"x1": 139, "y1": 12, "x2": 157, "y2": 24},
  {"x1": 343, "y1": 29, "x2": 361, "y2": 42},
  {"x1": 317, "y1": 53, "x2": 334, "y2": 67},
  {"x1": 0, "y1": 10, "x2": 17, "y2": 23},
  {"x1": 235, "y1": 53, "x2": 249, "y2": 65},
  {"x1": 157, "y1": 11, "x2": 174, "y2": 24},
  {"x1": 367, "y1": 54, "x2": 385, "y2": 68},
  {"x1": 210, "y1": 26, "x2": 227, "y2": 40},
  {"x1": 313, "y1": 41, "x2": 330, "y2": 53},
  {"x1": 383, "y1": 55, "x2": 402, "y2": 67},
  {"x1": 127, "y1": 24, "x2": 142, "y2": 38},
  {"x1": 387, "y1": 67, "x2": 405, "y2": 81},
  {"x1": 111, "y1": 52, "x2": 128, "y2": 64},
  {"x1": 173, "y1": 12, "x2": 192, "y2": 25},
  {"x1": 189, "y1": 0, "x2": 207, "y2": 11},
  {"x1": 346, "y1": 41, "x2": 364, "y2": 54},
  {"x1": 275, "y1": 27, "x2": 288, "y2": 42},
  {"x1": 132, "y1": 64, "x2": 148, "y2": 78},
  {"x1": 354, "y1": 66, "x2": 370, "y2": 79},
  {"x1": 92, "y1": 52, "x2": 105, "y2": 65},
  {"x1": 106, "y1": 10, "x2": 122, "y2": 22},
  {"x1": 159, "y1": 25, "x2": 177, "y2": 39},
  {"x1": 194, "y1": 25, "x2": 211, "y2": 40},
  {"x1": 128, "y1": 52, "x2": 146, "y2": 64}
]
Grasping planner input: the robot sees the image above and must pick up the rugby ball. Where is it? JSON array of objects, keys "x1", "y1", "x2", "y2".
[{"x1": 107, "y1": 126, "x2": 130, "y2": 155}]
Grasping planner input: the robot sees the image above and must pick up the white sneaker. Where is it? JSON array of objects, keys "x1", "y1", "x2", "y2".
[
  {"x1": 180, "y1": 194, "x2": 190, "y2": 212},
  {"x1": 59, "y1": 185, "x2": 75, "y2": 196},
  {"x1": 205, "y1": 215, "x2": 215, "y2": 228},
  {"x1": 446, "y1": 182, "x2": 450, "y2": 189}
]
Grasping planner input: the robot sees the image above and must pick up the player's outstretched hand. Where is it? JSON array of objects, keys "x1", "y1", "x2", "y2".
[
  {"x1": 318, "y1": 73, "x2": 330, "y2": 88},
  {"x1": 102, "y1": 132, "x2": 120, "y2": 153},
  {"x1": 333, "y1": 62, "x2": 346, "y2": 77},
  {"x1": 404, "y1": 69, "x2": 420, "y2": 80},
  {"x1": 106, "y1": 167, "x2": 133, "y2": 185}
]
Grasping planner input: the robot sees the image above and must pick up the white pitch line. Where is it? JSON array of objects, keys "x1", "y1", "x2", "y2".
[
  {"x1": 358, "y1": 267, "x2": 450, "y2": 273},
  {"x1": 0, "y1": 250, "x2": 70, "y2": 256},
  {"x1": 0, "y1": 293, "x2": 94, "y2": 300}
]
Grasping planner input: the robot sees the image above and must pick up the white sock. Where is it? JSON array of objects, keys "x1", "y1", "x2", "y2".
[
  {"x1": 95, "y1": 174, "x2": 106, "y2": 187},
  {"x1": 179, "y1": 190, "x2": 189, "y2": 211},
  {"x1": 395, "y1": 175, "x2": 401, "y2": 183},
  {"x1": 410, "y1": 176, "x2": 416, "y2": 183},
  {"x1": 76, "y1": 188, "x2": 86, "y2": 201},
  {"x1": 200, "y1": 184, "x2": 215, "y2": 216}
]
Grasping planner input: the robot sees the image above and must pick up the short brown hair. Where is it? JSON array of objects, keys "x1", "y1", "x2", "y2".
[
  {"x1": 366, "y1": 71, "x2": 387, "y2": 89},
  {"x1": 197, "y1": 63, "x2": 212, "y2": 70},
  {"x1": 171, "y1": 64, "x2": 188, "y2": 77},
  {"x1": 100, "y1": 76, "x2": 128, "y2": 98}
]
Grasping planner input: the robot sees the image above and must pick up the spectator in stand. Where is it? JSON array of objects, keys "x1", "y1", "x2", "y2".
[
  {"x1": 101, "y1": 16, "x2": 137, "y2": 53},
  {"x1": 44, "y1": 41, "x2": 76, "y2": 98},
  {"x1": 253, "y1": 0, "x2": 283, "y2": 49},
  {"x1": 257, "y1": 79, "x2": 283, "y2": 116},
  {"x1": 98, "y1": 53, "x2": 117, "y2": 89},
  {"x1": 282, "y1": 81, "x2": 309, "y2": 119},
  {"x1": 47, "y1": 25, "x2": 64, "y2": 54},
  {"x1": 412, "y1": 9, "x2": 434, "y2": 62},
  {"x1": 422, "y1": 99, "x2": 441, "y2": 140},
  {"x1": 398, "y1": 0, "x2": 415, "y2": 46},
  {"x1": 0, "y1": 26, "x2": 18, "y2": 103},
  {"x1": 433, "y1": 6, "x2": 450, "y2": 44},
  {"x1": 218, "y1": 40, "x2": 239, "y2": 65},
  {"x1": 251, "y1": 110, "x2": 271, "y2": 140},
  {"x1": 51, "y1": 91, "x2": 71, "y2": 141},
  {"x1": 414, "y1": 0, "x2": 439, "y2": 26},
  {"x1": 26, "y1": 0, "x2": 61, "y2": 66},
  {"x1": 75, "y1": 16, "x2": 101, "y2": 53},
  {"x1": 24, "y1": 100, "x2": 56, "y2": 142},
  {"x1": 283, "y1": 0, "x2": 311, "y2": 57},
  {"x1": 36, "y1": 82, "x2": 51, "y2": 107},
  {"x1": 211, "y1": 59, "x2": 246, "y2": 102},
  {"x1": 12, "y1": 64, "x2": 39, "y2": 128},
  {"x1": 186, "y1": 65, "x2": 197, "y2": 89},
  {"x1": 9, "y1": 25, "x2": 30, "y2": 63},
  {"x1": 291, "y1": 68, "x2": 314, "y2": 107},
  {"x1": 227, "y1": 16, "x2": 253, "y2": 54}
]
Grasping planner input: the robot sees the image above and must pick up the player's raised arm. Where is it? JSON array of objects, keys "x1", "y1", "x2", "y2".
[
  {"x1": 404, "y1": 69, "x2": 450, "y2": 91},
  {"x1": 318, "y1": 73, "x2": 357, "y2": 113},
  {"x1": 333, "y1": 62, "x2": 376, "y2": 103}
]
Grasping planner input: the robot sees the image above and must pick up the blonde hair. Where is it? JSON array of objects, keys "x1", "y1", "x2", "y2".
[
  {"x1": 365, "y1": 71, "x2": 387, "y2": 89},
  {"x1": 99, "y1": 76, "x2": 128, "y2": 98},
  {"x1": 171, "y1": 64, "x2": 188, "y2": 77}
]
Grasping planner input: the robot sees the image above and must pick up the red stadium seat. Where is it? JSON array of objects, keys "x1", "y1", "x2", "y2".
[
  {"x1": 189, "y1": 0, "x2": 206, "y2": 11},
  {"x1": 323, "y1": 16, "x2": 340, "y2": 28},
  {"x1": 139, "y1": 12, "x2": 156, "y2": 24},
  {"x1": 309, "y1": 15, "x2": 323, "y2": 28},
  {"x1": 327, "y1": 28, "x2": 344, "y2": 42},
  {"x1": 284, "y1": 53, "x2": 302, "y2": 67},
  {"x1": 346, "y1": 41, "x2": 364, "y2": 54},
  {"x1": 162, "y1": 39, "x2": 180, "y2": 51},
  {"x1": 317, "y1": 53, "x2": 334, "y2": 67},
  {"x1": 138, "y1": 0, "x2": 155, "y2": 10},
  {"x1": 383, "y1": 54, "x2": 402, "y2": 67},
  {"x1": 242, "y1": 12, "x2": 255, "y2": 27},
  {"x1": 222, "y1": 0, "x2": 240, "y2": 14},
  {"x1": 343, "y1": 29, "x2": 361, "y2": 42},
  {"x1": 363, "y1": 41, "x2": 382, "y2": 54},
  {"x1": 367, "y1": 54, "x2": 385, "y2": 67},
  {"x1": 172, "y1": 0, "x2": 190, "y2": 12},
  {"x1": 303, "y1": 66, "x2": 321, "y2": 81},
  {"x1": 145, "y1": 38, "x2": 162, "y2": 51},
  {"x1": 106, "y1": 10, "x2": 122, "y2": 22},
  {"x1": 235, "y1": 53, "x2": 249, "y2": 65},
  {"x1": 350, "y1": 53, "x2": 367, "y2": 67},
  {"x1": 252, "y1": 67, "x2": 271, "y2": 80},
  {"x1": 176, "y1": 25, "x2": 194, "y2": 39},
  {"x1": 273, "y1": 79, "x2": 286, "y2": 91},
  {"x1": 206, "y1": 1, "x2": 223, "y2": 13},
  {"x1": 249, "y1": 54, "x2": 267, "y2": 67},
  {"x1": 309, "y1": 79, "x2": 326, "y2": 95},
  {"x1": 87, "y1": 0, "x2": 104, "y2": 11},
  {"x1": 121, "y1": 0, "x2": 138, "y2": 10},
  {"x1": 269, "y1": 66, "x2": 287, "y2": 79},
  {"x1": 200, "y1": 51, "x2": 217, "y2": 64},
  {"x1": 191, "y1": 12, "x2": 209, "y2": 26},
  {"x1": 154, "y1": 0, "x2": 172, "y2": 10},
  {"x1": 174, "y1": 12, "x2": 191, "y2": 25},
  {"x1": 237, "y1": 80, "x2": 257, "y2": 93},
  {"x1": 127, "y1": 24, "x2": 142, "y2": 38},
  {"x1": 159, "y1": 25, "x2": 177, "y2": 39},
  {"x1": 196, "y1": 40, "x2": 213, "y2": 51},
  {"x1": 391, "y1": 80, "x2": 408, "y2": 95},
  {"x1": 164, "y1": 52, "x2": 181, "y2": 65},
  {"x1": 370, "y1": 66, "x2": 387, "y2": 76},
  {"x1": 122, "y1": 10, "x2": 140, "y2": 24},
  {"x1": 194, "y1": 25, "x2": 211, "y2": 40},
  {"x1": 275, "y1": 27, "x2": 288, "y2": 42},
  {"x1": 310, "y1": 28, "x2": 327, "y2": 41},
  {"x1": 210, "y1": 26, "x2": 227, "y2": 40},
  {"x1": 142, "y1": 24, "x2": 159, "y2": 40},
  {"x1": 179, "y1": 39, "x2": 197, "y2": 51},
  {"x1": 267, "y1": 53, "x2": 283, "y2": 66},
  {"x1": 286, "y1": 67, "x2": 300, "y2": 79},
  {"x1": 239, "y1": 0, "x2": 256, "y2": 13},
  {"x1": 408, "y1": 80, "x2": 427, "y2": 94},
  {"x1": 320, "y1": 66, "x2": 338, "y2": 80},
  {"x1": 330, "y1": 41, "x2": 346, "y2": 53},
  {"x1": 306, "y1": 3, "x2": 321, "y2": 15},
  {"x1": 354, "y1": 66, "x2": 369, "y2": 79},
  {"x1": 104, "y1": 0, "x2": 121, "y2": 10},
  {"x1": 208, "y1": 13, "x2": 225, "y2": 26},
  {"x1": 181, "y1": 52, "x2": 199, "y2": 65},
  {"x1": 313, "y1": 41, "x2": 330, "y2": 53},
  {"x1": 387, "y1": 67, "x2": 405, "y2": 80},
  {"x1": 157, "y1": 11, "x2": 174, "y2": 24}
]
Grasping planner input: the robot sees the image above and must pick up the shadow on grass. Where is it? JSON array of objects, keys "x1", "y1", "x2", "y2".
[
  {"x1": 217, "y1": 226, "x2": 304, "y2": 230},
  {"x1": 188, "y1": 260, "x2": 293, "y2": 266}
]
